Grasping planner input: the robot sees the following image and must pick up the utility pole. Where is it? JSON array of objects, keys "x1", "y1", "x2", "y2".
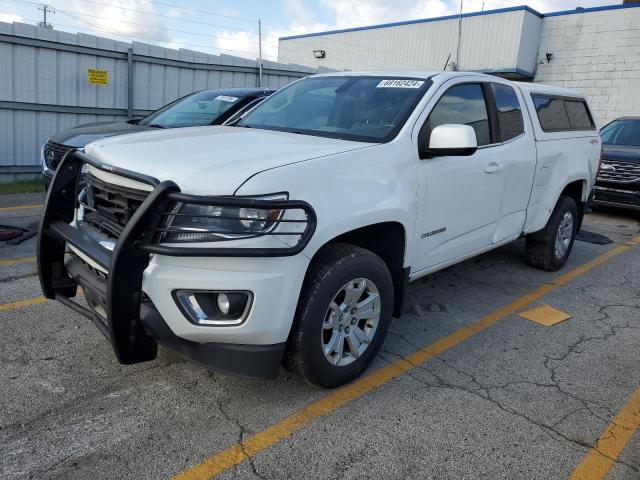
[
  {"x1": 258, "y1": 19, "x2": 263, "y2": 87},
  {"x1": 38, "y1": 4, "x2": 54, "y2": 29},
  {"x1": 455, "y1": 0, "x2": 463, "y2": 70}
]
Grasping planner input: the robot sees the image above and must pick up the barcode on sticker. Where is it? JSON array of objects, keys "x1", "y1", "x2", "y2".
[
  {"x1": 215, "y1": 95, "x2": 239, "y2": 102},
  {"x1": 377, "y1": 79, "x2": 424, "y2": 89}
]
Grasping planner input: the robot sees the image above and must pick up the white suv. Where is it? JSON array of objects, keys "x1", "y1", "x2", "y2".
[{"x1": 38, "y1": 72, "x2": 601, "y2": 387}]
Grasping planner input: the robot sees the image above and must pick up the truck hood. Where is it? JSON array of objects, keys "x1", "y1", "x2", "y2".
[
  {"x1": 84, "y1": 126, "x2": 374, "y2": 195},
  {"x1": 51, "y1": 120, "x2": 153, "y2": 148},
  {"x1": 602, "y1": 144, "x2": 640, "y2": 163}
]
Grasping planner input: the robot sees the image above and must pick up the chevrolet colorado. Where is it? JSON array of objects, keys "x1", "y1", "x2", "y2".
[{"x1": 38, "y1": 72, "x2": 601, "y2": 387}]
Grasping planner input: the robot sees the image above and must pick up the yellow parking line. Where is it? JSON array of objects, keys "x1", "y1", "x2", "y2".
[
  {"x1": 569, "y1": 386, "x2": 640, "y2": 480},
  {"x1": 0, "y1": 289, "x2": 84, "y2": 313},
  {"x1": 172, "y1": 236, "x2": 640, "y2": 480},
  {"x1": 0, "y1": 256, "x2": 36, "y2": 268},
  {"x1": 0, "y1": 204, "x2": 43, "y2": 212},
  {"x1": 0, "y1": 296, "x2": 47, "y2": 312}
]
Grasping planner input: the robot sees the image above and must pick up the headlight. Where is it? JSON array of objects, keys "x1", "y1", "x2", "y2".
[
  {"x1": 161, "y1": 193, "x2": 287, "y2": 243},
  {"x1": 40, "y1": 142, "x2": 48, "y2": 171}
]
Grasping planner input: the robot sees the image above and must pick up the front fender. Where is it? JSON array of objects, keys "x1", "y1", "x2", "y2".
[{"x1": 234, "y1": 143, "x2": 418, "y2": 266}]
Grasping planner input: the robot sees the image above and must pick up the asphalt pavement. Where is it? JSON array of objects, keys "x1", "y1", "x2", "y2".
[{"x1": 1, "y1": 192, "x2": 639, "y2": 480}]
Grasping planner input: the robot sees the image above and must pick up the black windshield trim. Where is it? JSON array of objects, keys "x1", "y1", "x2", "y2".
[{"x1": 238, "y1": 75, "x2": 433, "y2": 144}]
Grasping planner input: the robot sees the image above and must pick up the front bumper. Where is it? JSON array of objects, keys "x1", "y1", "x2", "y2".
[
  {"x1": 592, "y1": 186, "x2": 640, "y2": 211},
  {"x1": 37, "y1": 150, "x2": 316, "y2": 378}
]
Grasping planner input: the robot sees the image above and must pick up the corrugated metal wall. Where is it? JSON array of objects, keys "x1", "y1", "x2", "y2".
[
  {"x1": 278, "y1": 9, "x2": 541, "y2": 76},
  {"x1": 0, "y1": 21, "x2": 317, "y2": 182}
]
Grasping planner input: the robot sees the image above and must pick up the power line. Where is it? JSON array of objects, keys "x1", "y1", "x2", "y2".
[
  {"x1": 53, "y1": 0, "x2": 436, "y2": 65},
  {"x1": 0, "y1": 0, "x2": 273, "y2": 59},
  {"x1": 134, "y1": 0, "x2": 261, "y2": 26},
  {"x1": 54, "y1": 7, "x2": 421, "y2": 67},
  {"x1": 56, "y1": 0, "x2": 264, "y2": 36},
  {"x1": 0, "y1": 0, "x2": 452, "y2": 67},
  {"x1": 59, "y1": 10, "x2": 279, "y2": 60},
  {"x1": 56, "y1": 8, "x2": 262, "y2": 46}
]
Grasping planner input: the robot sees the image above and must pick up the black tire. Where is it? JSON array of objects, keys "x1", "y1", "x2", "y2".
[
  {"x1": 284, "y1": 243, "x2": 394, "y2": 388},
  {"x1": 525, "y1": 196, "x2": 578, "y2": 271}
]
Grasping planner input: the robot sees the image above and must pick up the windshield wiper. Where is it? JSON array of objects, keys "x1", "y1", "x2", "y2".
[{"x1": 146, "y1": 123, "x2": 167, "y2": 129}]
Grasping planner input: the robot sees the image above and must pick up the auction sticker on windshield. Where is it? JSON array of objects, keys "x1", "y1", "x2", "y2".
[
  {"x1": 215, "y1": 95, "x2": 239, "y2": 102},
  {"x1": 377, "y1": 79, "x2": 424, "y2": 88}
]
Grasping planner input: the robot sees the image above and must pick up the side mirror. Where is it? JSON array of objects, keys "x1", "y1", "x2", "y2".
[{"x1": 420, "y1": 124, "x2": 478, "y2": 159}]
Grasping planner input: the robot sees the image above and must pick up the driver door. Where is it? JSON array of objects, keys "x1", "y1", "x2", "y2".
[{"x1": 413, "y1": 81, "x2": 505, "y2": 272}]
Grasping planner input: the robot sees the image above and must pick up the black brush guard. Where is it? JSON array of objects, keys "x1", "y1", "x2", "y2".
[{"x1": 37, "y1": 150, "x2": 316, "y2": 366}]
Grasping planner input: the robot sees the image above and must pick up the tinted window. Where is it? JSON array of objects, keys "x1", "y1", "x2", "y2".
[
  {"x1": 565, "y1": 100, "x2": 594, "y2": 129},
  {"x1": 427, "y1": 83, "x2": 490, "y2": 146},
  {"x1": 239, "y1": 76, "x2": 429, "y2": 143},
  {"x1": 492, "y1": 83, "x2": 524, "y2": 141},
  {"x1": 533, "y1": 96, "x2": 571, "y2": 131},
  {"x1": 600, "y1": 119, "x2": 640, "y2": 146}
]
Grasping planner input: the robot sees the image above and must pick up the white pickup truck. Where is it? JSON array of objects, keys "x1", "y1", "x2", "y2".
[{"x1": 38, "y1": 72, "x2": 601, "y2": 387}]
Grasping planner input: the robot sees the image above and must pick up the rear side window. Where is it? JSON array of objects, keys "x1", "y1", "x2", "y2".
[
  {"x1": 491, "y1": 83, "x2": 524, "y2": 141},
  {"x1": 533, "y1": 96, "x2": 570, "y2": 131},
  {"x1": 565, "y1": 100, "x2": 594, "y2": 129},
  {"x1": 533, "y1": 95, "x2": 595, "y2": 132}
]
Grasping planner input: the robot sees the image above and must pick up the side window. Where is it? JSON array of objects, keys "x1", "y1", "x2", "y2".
[
  {"x1": 491, "y1": 83, "x2": 524, "y2": 141},
  {"x1": 565, "y1": 100, "x2": 595, "y2": 129},
  {"x1": 533, "y1": 96, "x2": 571, "y2": 131},
  {"x1": 426, "y1": 83, "x2": 491, "y2": 146},
  {"x1": 533, "y1": 95, "x2": 595, "y2": 132}
]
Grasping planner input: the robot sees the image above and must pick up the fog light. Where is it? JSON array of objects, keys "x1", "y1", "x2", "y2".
[
  {"x1": 217, "y1": 293, "x2": 230, "y2": 315},
  {"x1": 173, "y1": 290, "x2": 253, "y2": 326}
]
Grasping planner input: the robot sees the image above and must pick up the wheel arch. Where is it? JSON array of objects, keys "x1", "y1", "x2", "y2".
[
  {"x1": 560, "y1": 179, "x2": 589, "y2": 229},
  {"x1": 526, "y1": 175, "x2": 590, "y2": 234},
  {"x1": 306, "y1": 222, "x2": 408, "y2": 318}
]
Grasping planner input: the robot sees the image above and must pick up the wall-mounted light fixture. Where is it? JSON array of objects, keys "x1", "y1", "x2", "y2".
[
  {"x1": 545, "y1": 52, "x2": 554, "y2": 63},
  {"x1": 313, "y1": 50, "x2": 326, "y2": 59}
]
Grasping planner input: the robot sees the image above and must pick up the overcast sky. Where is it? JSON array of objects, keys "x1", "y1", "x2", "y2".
[{"x1": 0, "y1": 0, "x2": 623, "y2": 60}]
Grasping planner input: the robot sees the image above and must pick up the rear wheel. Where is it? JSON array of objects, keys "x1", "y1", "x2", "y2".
[
  {"x1": 526, "y1": 196, "x2": 578, "y2": 271},
  {"x1": 285, "y1": 243, "x2": 393, "y2": 388}
]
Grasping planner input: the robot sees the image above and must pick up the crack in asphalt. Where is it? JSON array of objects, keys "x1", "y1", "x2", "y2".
[
  {"x1": 381, "y1": 300, "x2": 640, "y2": 475},
  {"x1": 209, "y1": 372, "x2": 267, "y2": 480},
  {"x1": 378, "y1": 349, "x2": 639, "y2": 474}
]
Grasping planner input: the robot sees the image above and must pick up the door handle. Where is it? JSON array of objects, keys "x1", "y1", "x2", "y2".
[{"x1": 484, "y1": 162, "x2": 503, "y2": 174}]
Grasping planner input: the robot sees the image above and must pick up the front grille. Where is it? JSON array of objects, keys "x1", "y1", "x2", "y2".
[
  {"x1": 80, "y1": 173, "x2": 149, "y2": 239},
  {"x1": 43, "y1": 141, "x2": 74, "y2": 170},
  {"x1": 597, "y1": 159, "x2": 640, "y2": 183}
]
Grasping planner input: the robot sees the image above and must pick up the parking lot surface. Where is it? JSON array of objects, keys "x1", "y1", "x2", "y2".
[{"x1": 1, "y1": 192, "x2": 639, "y2": 480}]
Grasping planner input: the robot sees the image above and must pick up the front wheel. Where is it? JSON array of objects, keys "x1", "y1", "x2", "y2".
[
  {"x1": 284, "y1": 243, "x2": 393, "y2": 388},
  {"x1": 525, "y1": 195, "x2": 578, "y2": 271}
]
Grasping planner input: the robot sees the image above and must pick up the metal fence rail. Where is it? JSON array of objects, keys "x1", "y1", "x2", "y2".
[{"x1": 0, "y1": 21, "x2": 319, "y2": 182}]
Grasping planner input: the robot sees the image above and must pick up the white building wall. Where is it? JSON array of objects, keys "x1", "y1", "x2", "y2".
[
  {"x1": 278, "y1": 9, "x2": 541, "y2": 75},
  {"x1": 534, "y1": 7, "x2": 640, "y2": 126}
]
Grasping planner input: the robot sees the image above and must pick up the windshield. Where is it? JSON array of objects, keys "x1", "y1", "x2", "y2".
[
  {"x1": 600, "y1": 119, "x2": 640, "y2": 146},
  {"x1": 237, "y1": 76, "x2": 430, "y2": 142},
  {"x1": 139, "y1": 91, "x2": 245, "y2": 128}
]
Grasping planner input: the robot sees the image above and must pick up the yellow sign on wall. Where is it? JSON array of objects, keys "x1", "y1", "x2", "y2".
[{"x1": 87, "y1": 69, "x2": 109, "y2": 85}]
